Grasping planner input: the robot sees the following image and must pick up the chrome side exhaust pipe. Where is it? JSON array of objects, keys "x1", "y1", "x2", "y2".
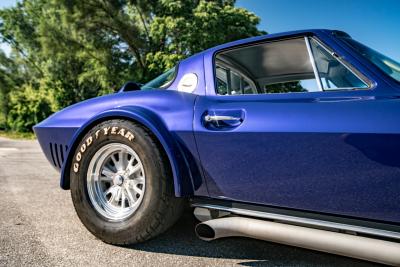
[{"x1": 195, "y1": 217, "x2": 400, "y2": 266}]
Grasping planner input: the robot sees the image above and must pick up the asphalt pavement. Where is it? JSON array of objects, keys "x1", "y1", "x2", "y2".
[{"x1": 0, "y1": 137, "x2": 383, "y2": 267}]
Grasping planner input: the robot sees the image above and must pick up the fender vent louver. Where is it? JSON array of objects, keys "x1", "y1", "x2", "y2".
[
  {"x1": 49, "y1": 143, "x2": 57, "y2": 167},
  {"x1": 59, "y1": 144, "x2": 64, "y2": 163},
  {"x1": 54, "y1": 143, "x2": 61, "y2": 168},
  {"x1": 49, "y1": 143, "x2": 68, "y2": 168}
]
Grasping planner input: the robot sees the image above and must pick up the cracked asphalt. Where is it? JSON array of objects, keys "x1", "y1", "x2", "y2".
[{"x1": 0, "y1": 137, "x2": 383, "y2": 266}]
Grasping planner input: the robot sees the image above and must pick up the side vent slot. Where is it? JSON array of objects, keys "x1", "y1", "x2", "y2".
[
  {"x1": 54, "y1": 143, "x2": 61, "y2": 168},
  {"x1": 49, "y1": 143, "x2": 68, "y2": 168},
  {"x1": 59, "y1": 144, "x2": 64, "y2": 163},
  {"x1": 49, "y1": 143, "x2": 57, "y2": 167}
]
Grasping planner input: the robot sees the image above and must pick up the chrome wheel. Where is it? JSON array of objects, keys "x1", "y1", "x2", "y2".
[{"x1": 86, "y1": 143, "x2": 145, "y2": 221}]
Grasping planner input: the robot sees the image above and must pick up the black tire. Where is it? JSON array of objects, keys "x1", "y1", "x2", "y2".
[{"x1": 70, "y1": 119, "x2": 185, "y2": 245}]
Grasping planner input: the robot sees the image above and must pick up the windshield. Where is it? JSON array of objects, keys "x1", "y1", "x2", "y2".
[
  {"x1": 340, "y1": 37, "x2": 400, "y2": 83},
  {"x1": 141, "y1": 66, "x2": 177, "y2": 90}
]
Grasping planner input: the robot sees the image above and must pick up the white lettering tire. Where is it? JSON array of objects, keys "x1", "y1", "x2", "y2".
[{"x1": 70, "y1": 119, "x2": 185, "y2": 245}]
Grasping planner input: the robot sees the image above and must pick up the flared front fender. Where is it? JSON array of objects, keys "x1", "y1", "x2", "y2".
[{"x1": 60, "y1": 106, "x2": 196, "y2": 197}]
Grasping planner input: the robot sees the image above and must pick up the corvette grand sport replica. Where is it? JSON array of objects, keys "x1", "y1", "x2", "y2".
[{"x1": 34, "y1": 30, "x2": 400, "y2": 265}]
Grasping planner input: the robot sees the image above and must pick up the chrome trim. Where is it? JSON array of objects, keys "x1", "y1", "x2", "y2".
[
  {"x1": 305, "y1": 37, "x2": 323, "y2": 91},
  {"x1": 192, "y1": 203, "x2": 400, "y2": 241},
  {"x1": 204, "y1": 115, "x2": 241, "y2": 122}
]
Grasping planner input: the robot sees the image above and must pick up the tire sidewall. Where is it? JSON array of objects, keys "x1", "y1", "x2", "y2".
[{"x1": 70, "y1": 120, "x2": 167, "y2": 242}]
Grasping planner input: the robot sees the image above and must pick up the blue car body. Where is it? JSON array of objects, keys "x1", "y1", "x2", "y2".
[{"x1": 34, "y1": 29, "x2": 400, "y2": 228}]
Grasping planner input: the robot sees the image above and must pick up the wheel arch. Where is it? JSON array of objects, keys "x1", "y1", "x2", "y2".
[{"x1": 60, "y1": 106, "x2": 195, "y2": 197}]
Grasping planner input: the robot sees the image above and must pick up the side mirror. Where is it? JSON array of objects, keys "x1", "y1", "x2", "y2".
[{"x1": 119, "y1": 81, "x2": 142, "y2": 93}]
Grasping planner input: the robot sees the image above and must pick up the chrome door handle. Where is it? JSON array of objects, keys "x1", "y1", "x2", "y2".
[{"x1": 204, "y1": 115, "x2": 242, "y2": 122}]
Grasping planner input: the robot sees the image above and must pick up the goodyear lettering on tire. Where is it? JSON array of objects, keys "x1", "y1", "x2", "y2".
[{"x1": 73, "y1": 127, "x2": 135, "y2": 173}]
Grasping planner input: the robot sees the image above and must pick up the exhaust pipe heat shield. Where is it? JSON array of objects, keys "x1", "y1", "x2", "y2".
[{"x1": 195, "y1": 217, "x2": 400, "y2": 266}]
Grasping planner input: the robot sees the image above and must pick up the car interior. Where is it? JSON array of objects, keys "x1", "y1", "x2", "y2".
[{"x1": 215, "y1": 37, "x2": 368, "y2": 95}]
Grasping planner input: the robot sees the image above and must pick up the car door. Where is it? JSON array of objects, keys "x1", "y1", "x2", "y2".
[{"x1": 193, "y1": 36, "x2": 400, "y2": 224}]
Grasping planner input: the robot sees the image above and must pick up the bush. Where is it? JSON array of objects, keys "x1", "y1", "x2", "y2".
[
  {"x1": 0, "y1": 115, "x2": 6, "y2": 130},
  {"x1": 7, "y1": 85, "x2": 55, "y2": 132}
]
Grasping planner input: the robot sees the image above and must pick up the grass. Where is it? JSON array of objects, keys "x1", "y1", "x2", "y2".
[{"x1": 0, "y1": 130, "x2": 36, "y2": 140}]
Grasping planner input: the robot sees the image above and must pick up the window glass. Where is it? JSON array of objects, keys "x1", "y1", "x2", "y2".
[
  {"x1": 141, "y1": 66, "x2": 177, "y2": 90},
  {"x1": 215, "y1": 64, "x2": 257, "y2": 95},
  {"x1": 264, "y1": 79, "x2": 320, "y2": 93},
  {"x1": 230, "y1": 71, "x2": 241, "y2": 94},
  {"x1": 215, "y1": 38, "x2": 320, "y2": 95},
  {"x1": 214, "y1": 37, "x2": 369, "y2": 95},
  {"x1": 309, "y1": 39, "x2": 368, "y2": 90},
  {"x1": 216, "y1": 66, "x2": 228, "y2": 95},
  {"x1": 339, "y1": 37, "x2": 400, "y2": 83},
  {"x1": 242, "y1": 79, "x2": 254, "y2": 94}
]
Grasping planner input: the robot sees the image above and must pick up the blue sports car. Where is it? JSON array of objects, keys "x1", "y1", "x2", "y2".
[{"x1": 34, "y1": 29, "x2": 400, "y2": 264}]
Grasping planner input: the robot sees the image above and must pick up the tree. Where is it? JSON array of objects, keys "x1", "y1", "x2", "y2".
[
  {"x1": 0, "y1": 0, "x2": 265, "y2": 132},
  {"x1": 0, "y1": 51, "x2": 23, "y2": 129}
]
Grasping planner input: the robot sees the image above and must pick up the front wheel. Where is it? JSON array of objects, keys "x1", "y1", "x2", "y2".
[{"x1": 70, "y1": 119, "x2": 185, "y2": 245}]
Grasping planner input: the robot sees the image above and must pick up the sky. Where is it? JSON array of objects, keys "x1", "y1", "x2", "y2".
[
  {"x1": 0, "y1": 0, "x2": 399, "y2": 61},
  {"x1": 0, "y1": 0, "x2": 16, "y2": 54},
  {"x1": 0, "y1": 0, "x2": 14, "y2": 8},
  {"x1": 237, "y1": 0, "x2": 400, "y2": 61}
]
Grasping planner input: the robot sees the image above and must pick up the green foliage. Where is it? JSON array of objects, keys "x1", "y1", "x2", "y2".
[
  {"x1": 7, "y1": 84, "x2": 55, "y2": 132},
  {"x1": 264, "y1": 81, "x2": 305, "y2": 93},
  {"x1": 0, "y1": 0, "x2": 265, "y2": 132}
]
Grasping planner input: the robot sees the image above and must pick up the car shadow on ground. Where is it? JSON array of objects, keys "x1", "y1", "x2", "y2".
[{"x1": 128, "y1": 210, "x2": 381, "y2": 267}]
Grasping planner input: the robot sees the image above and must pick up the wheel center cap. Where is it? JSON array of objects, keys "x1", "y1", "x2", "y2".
[{"x1": 113, "y1": 175, "x2": 124, "y2": 186}]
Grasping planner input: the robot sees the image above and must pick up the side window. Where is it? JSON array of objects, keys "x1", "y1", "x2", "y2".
[
  {"x1": 215, "y1": 63, "x2": 258, "y2": 95},
  {"x1": 214, "y1": 37, "x2": 369, "y2": 95},
  {"x1": 216, "y1": 66, "x2": 228, "y2": 95},
  {"x1": 309, "y1": 39, "x2": 368, "y2": 90},
  {"x1": 215, "y1": 38, "x2": 319, "y2": 95},
  {"x1": 264, "y1": 79, "x2": 319, "y2": 93}
]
